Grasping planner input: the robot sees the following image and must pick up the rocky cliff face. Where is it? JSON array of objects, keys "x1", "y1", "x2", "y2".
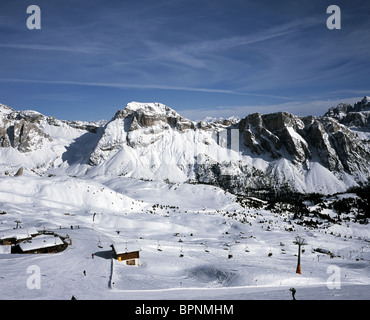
[
  {"x1": 112, "y1": 102, "x2": 195, "y2": 131},
  {"x1": 0, "y1": 104, "x2": 101, "y2": 153},
  {"x1": 86, "y1": 99, "x2": 370, "y2": 195},
  {"x1": 325, "y1": 96, "x2": 370, "y2": 128},
  {"x1": 238, "y1": 111, "x2": 369, "y2": 176},
  {"x1": 89, "y1": 102, "x2": 201, "y2": 166},
  {"x1": 0, "y1": 106, "x2": 51, "y2": 152}
]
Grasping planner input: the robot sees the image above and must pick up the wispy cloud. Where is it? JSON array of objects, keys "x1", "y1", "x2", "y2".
[
  {"x1": 180, "y1": 96, "x2": 364, "y2": 121},
  {"x1": 0, "y1": 78, "x2": 291, "y2": 100},
  {"x1": 186, "y1": 17, "x2": 321, "y2": 53},
  {"x1": 0, "y1": 43, "x2": 103, "y2": 54},
  {"x1": 1, "y1": 0, "x2": 369, "y2": 122},
  {"x1": 142, "y1": 17, "x2": 320, "y2": 69}
]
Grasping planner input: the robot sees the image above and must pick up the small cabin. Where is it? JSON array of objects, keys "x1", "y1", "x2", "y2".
[
  {"x1": 111, "y1": 243, "x2": 140, "y2": 266},
  {"x1": 0, "y1": 227, "x2": 39, "y2": 245},
  {"x1": 14, "y1": 235, "x2": 66, "y2": 254}
]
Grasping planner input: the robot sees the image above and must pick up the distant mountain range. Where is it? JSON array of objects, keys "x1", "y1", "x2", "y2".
[{"x1": 1, "y1": 97, "x2": 369, "y2": 197}]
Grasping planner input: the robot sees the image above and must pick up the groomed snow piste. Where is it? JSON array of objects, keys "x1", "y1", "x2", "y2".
[{"x1": 0, "y1": 173, "x2": 368, "y2": 300}]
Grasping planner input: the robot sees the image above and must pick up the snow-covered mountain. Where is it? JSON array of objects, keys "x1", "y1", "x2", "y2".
[
  {"x1": 0, "y1": 99, "x2": 369, "y2": 301},
  {"x1": 1, "y1": 98, "x2": 370, "y2": 196}
]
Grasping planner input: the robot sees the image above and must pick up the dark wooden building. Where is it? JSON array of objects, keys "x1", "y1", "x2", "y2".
[
  {"x1": 14, "y1": 235, "x2": 67, "y2": 254},
  {"x1": 111, "y1": 243, "x2": 140, "y2": 266}
]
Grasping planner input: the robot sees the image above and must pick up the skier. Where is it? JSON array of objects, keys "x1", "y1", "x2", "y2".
[
  {"x1": 289, "y1": 287, "x2": 296, "y2": 300},
  {"x1": 83, "y1": 270, "x2": 86, "y2": 276}
]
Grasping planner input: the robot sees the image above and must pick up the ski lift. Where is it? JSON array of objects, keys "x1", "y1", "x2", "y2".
[
  {"x1": 228, "y1": 248, "x2": 233, "y2": 259},
  {"x1": 204, "y1": 242, "x2": 210, "y2": 253},
  {"x1": 14, "y1": 220, "x2": 21, "y2": 229},
  {"x1": 268, "y1": 247, "x2": 273, "y2": 257},
  {"x1": 157, "y1": 241, "x2": 162, "y2": 252},
  {"x1": 97, "y1": 238, "x2": 103, "y2": 249}
]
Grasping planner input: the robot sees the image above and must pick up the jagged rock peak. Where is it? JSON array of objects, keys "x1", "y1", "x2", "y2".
[
  {"x1": 7, "y1": 109, "x2": 45, "y2": 123},
  {"x1": 324, "y1": 96, "x2": 370, "y2": 128},
  {"x1": 238, "y1": 110, "x2": 370, "y2": 178},
  {"x1": 113, "y1": 102, "x2": 181, "y2": 120},
  {"x1": 238, "y1": 111, "x2": 308, "y2": 161},
  {"x1": 354, "y1": 96, "x2": 370, "y2": 111},
  {"x1": 0, "y1": 103, "x2": 15, "y2": 114},
  {"x1": 325, "y1": 96, "x2": 370, "y2": 118},
  {"x1": 111, "y1": 102, "x2": 195, "y2": 131}
]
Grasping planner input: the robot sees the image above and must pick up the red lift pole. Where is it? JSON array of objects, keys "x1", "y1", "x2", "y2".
[{"x1": 293, "y1": 236, "x2": 307, "y2": 274}]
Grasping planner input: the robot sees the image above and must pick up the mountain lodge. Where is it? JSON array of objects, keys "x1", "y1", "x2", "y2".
[{"x1": 111, "y1": 242, "x2": 140, "y2": 266}]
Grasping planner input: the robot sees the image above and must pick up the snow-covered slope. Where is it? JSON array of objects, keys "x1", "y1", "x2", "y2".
[{"x1": 0, "y1": 174, "x2": 368, "y2": 300}]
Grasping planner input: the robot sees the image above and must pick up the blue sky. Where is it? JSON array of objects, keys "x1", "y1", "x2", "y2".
[{"x1": 0, "y1": 0, "x2": 370, "y2": 121}]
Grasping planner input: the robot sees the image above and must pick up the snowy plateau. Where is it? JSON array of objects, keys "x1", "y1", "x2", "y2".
[{"x1": 0, "y1": 98, "x2": 369, "y2": 300}]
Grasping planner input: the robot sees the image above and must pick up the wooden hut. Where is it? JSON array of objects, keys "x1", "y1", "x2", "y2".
[
  {"x1": 111, "y1": 242, "x2": 140, "y2": 266},
  {"x1": 0, "y1": 227, "x2": 38, "y2": 245},
  {"x1": 15, "y1": 235, "x2": 66, "y2": 254}
]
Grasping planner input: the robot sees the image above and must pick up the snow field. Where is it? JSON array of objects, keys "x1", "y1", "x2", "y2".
[{"x1": 0, "y1": 175, "x2": 369, "y2": 299}]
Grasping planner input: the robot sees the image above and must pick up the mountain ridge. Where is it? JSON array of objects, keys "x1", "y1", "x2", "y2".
[{"x1": 1, "y1": 98, "x2": 369, "y2": 197}]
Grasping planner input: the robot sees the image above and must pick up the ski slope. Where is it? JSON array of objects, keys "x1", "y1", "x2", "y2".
[{"x1": 0, "y1": 173, "x2": 369, "y2": 300}]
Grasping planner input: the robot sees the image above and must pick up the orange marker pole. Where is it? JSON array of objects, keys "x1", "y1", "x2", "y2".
[{"x1": 296, "y1": 243, "x2": 302, "y2": 274}]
